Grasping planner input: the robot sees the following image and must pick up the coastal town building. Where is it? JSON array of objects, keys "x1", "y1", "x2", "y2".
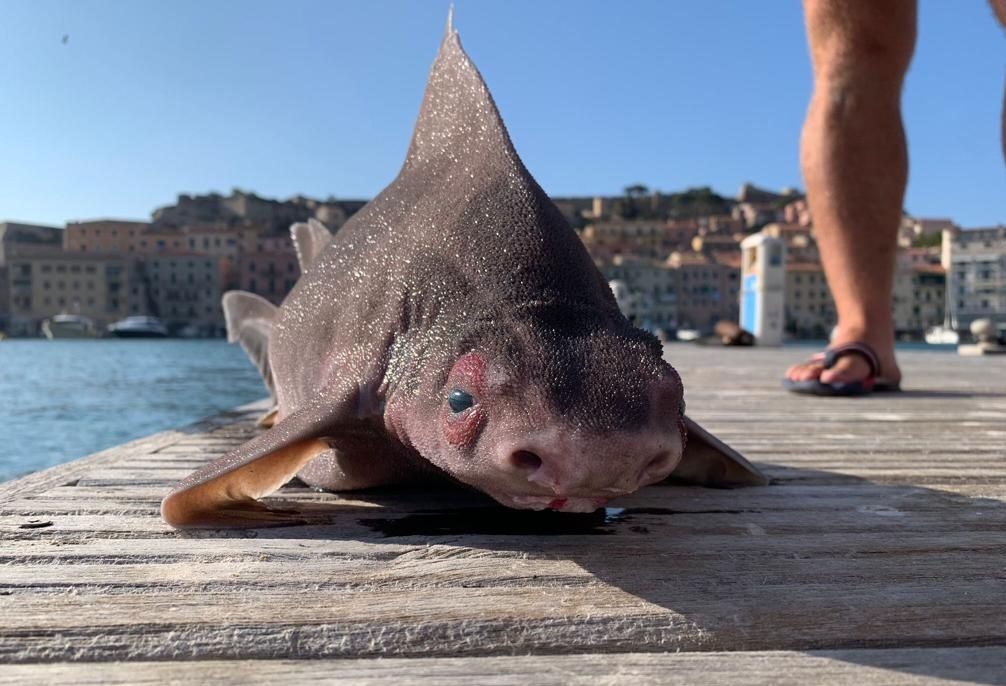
[
  {"x1": 731, "y1": 183, "x2": 797, "y2": 229},
  {"x1": 0, "y1": 223, "x2": 65, "y2": 332},
  {"x1": 139, "y1": 254, "x2": 226, "y2": 335},
  {"x1": 151, "y1": 190, "x2": 365, "y2": 233},
  {"x1": 63, "y1": 219, "x2": 151, "y2": 254},
  {"x1": 4, "y1": 251, "x2": 132, "y2": 335},
  {"x1": 784, "y1": 261, "x2": 835, "y2": 339},
  {"x1": 898, "y1": 217, "x2": 957, "y2": 248},
  {"x1": 238, "y1": 235, "x2": 300, "y2": 306},
  {"x1": 599, "y1": 255, "x2": 677, "y2": 332},
  {"x1": 785, "y1": 256, "x2": 946, "y2": 339},
  {"x1": 580, "y1": 220, "x2": 680, "y2": 260},
  {"x1": 0, "y1": 222, "x2": 63, "y2": 265},
  {"x1": 894, "y1": 263, "x2": 946, "y2": 334},
  {"x1": 943, "y1": 225, "x2": 1006, "y2": 328},
  {"x1": 668, "y1": 250, "x2": 740, "y2": 331}
]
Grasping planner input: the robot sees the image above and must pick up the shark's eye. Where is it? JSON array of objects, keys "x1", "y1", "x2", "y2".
[{"x1": 448, "y1": 389, "x2": 474, "y2": 413}]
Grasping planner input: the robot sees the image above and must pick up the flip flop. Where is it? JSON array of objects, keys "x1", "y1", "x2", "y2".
[{"x1": 783, "y1": 341, "x2": 902, "y2": 396}]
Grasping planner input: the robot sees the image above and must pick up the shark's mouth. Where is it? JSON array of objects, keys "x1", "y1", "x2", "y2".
[{"x1": 501, "y1": 493, "x2": 614, "y2": 513}]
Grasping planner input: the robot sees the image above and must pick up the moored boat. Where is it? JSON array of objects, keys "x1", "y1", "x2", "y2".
[
  {"x1": 108, "y1": 315, "x2": 169, "y2": 338},
  {"x1": 41, "y1": 314, "x2": 98, "y2": 339},
  {"x1": 925, "y1": 325, "x2": 959, "y2": 345}
]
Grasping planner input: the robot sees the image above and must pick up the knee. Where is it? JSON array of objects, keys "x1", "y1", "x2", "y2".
[{"x1": 815, "y1": 34, "x2": 915, "y2": 88}]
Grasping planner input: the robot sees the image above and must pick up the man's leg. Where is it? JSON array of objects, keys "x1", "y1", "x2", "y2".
[{"x1": 787, "y1": 0, "x2": 916, "y2": 386}]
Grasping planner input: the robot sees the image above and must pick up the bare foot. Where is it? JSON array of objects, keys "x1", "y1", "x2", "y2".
[{"x1": 785, "y1": 329, "x2": 901, "y2": 386}]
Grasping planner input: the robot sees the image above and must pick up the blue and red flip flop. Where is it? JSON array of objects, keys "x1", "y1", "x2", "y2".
[{"x1": 783, "y1": 342, "x2": 902, "y2": 396}]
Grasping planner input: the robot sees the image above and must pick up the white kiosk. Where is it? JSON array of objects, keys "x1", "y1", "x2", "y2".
[{"x1": 740, "y1": 232, "x2": 786, "y2": 346}]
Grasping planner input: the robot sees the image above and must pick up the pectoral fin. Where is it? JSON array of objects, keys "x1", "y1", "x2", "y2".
[
  {"x1": 162, "y1": 401, "x2": 346, "y2": 528},
  {"x1": 670, "y1": 415, "x2": 769, "y2": 487}
]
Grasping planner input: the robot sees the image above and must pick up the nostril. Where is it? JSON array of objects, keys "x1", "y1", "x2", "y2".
[
  {"x1": 640, "y1": 452, "x2": 674, "y2": 483},
  {"x1": 510, "y1": 450, "x2": 543, "y2": 473}
]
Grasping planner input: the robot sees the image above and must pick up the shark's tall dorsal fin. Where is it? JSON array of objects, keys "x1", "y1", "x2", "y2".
[
  {"x1": 401, "y1": 11, "x2": 525, "y2": 181},
  {"x1": 222, "y1": 291, "x2": 278, "y2": 399},
  {"x1": 290, "y1": 219, "x2": 332, "y2": 271}
]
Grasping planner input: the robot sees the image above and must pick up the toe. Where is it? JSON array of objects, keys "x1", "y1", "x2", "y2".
[{"x1": 786, "y1": 361, "x2": 824, "y2": 382}]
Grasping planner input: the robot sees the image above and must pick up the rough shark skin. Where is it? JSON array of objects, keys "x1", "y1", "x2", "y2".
[{"x1": 161, "y1": 16, "x2": 766, "y2": 528}]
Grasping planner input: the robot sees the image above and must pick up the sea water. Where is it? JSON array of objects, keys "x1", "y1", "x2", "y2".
[{"x1": 0, "y1": 339, "x2": 263, "y2": 481}]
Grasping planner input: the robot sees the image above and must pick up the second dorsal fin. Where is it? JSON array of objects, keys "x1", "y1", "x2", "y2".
[
  {"x1": 290, "y1": 219, "x2": 332, "y2": 271},
  {"x1": 222, "y1": 291, "x2": 278, "y2": 399}
]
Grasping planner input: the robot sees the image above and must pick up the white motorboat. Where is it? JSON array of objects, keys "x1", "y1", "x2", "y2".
[
  {"x1": 41, "y1": 314, "x2": 98, "y2": 339},
  {"x1": 108, "y1": 315, "x2": 169, "y2": 338},
  {"x1": 925, "y1": 325, "x2": 959, "y2": 345}
]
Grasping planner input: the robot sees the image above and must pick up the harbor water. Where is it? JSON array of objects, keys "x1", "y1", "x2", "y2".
[{"x1": 0, "y1": 340, "x2": 263, "y2": 481}]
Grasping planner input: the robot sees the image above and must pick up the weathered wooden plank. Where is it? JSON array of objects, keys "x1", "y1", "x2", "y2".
[{"x1": 3, "y1": 648, "x2": 1004, "y2": 685}]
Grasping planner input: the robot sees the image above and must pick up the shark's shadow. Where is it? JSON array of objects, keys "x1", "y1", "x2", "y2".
[{"x1": 207, "y1": 464, "x2": 1006, "y2": 685}]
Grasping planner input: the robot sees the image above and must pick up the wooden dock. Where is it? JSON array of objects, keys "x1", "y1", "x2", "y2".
[{"x1": 2, "y1": 347, "x2": 1006, "y2": 685}]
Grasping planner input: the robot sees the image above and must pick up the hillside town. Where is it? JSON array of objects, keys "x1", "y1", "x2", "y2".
[{"x1": 1, "y1": 184, "x2": 1003, "y2": 340}]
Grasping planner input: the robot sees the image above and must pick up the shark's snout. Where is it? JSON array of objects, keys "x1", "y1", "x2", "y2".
[
  {"x1": 500, "y1": 443, "x2": 678, "y2": 496},
  {"x1": 481, "y1": 365, "x2": 686, "y2": 512}
]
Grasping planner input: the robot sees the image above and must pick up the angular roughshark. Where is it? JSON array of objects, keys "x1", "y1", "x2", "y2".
[{"x1": 162, "y1": 13, "x2": 766, "y2": 528}]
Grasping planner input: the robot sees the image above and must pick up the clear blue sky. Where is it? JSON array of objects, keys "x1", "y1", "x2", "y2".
[{"x1": 1, "y1": 1, "x2": 1003, "y2": 228}]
